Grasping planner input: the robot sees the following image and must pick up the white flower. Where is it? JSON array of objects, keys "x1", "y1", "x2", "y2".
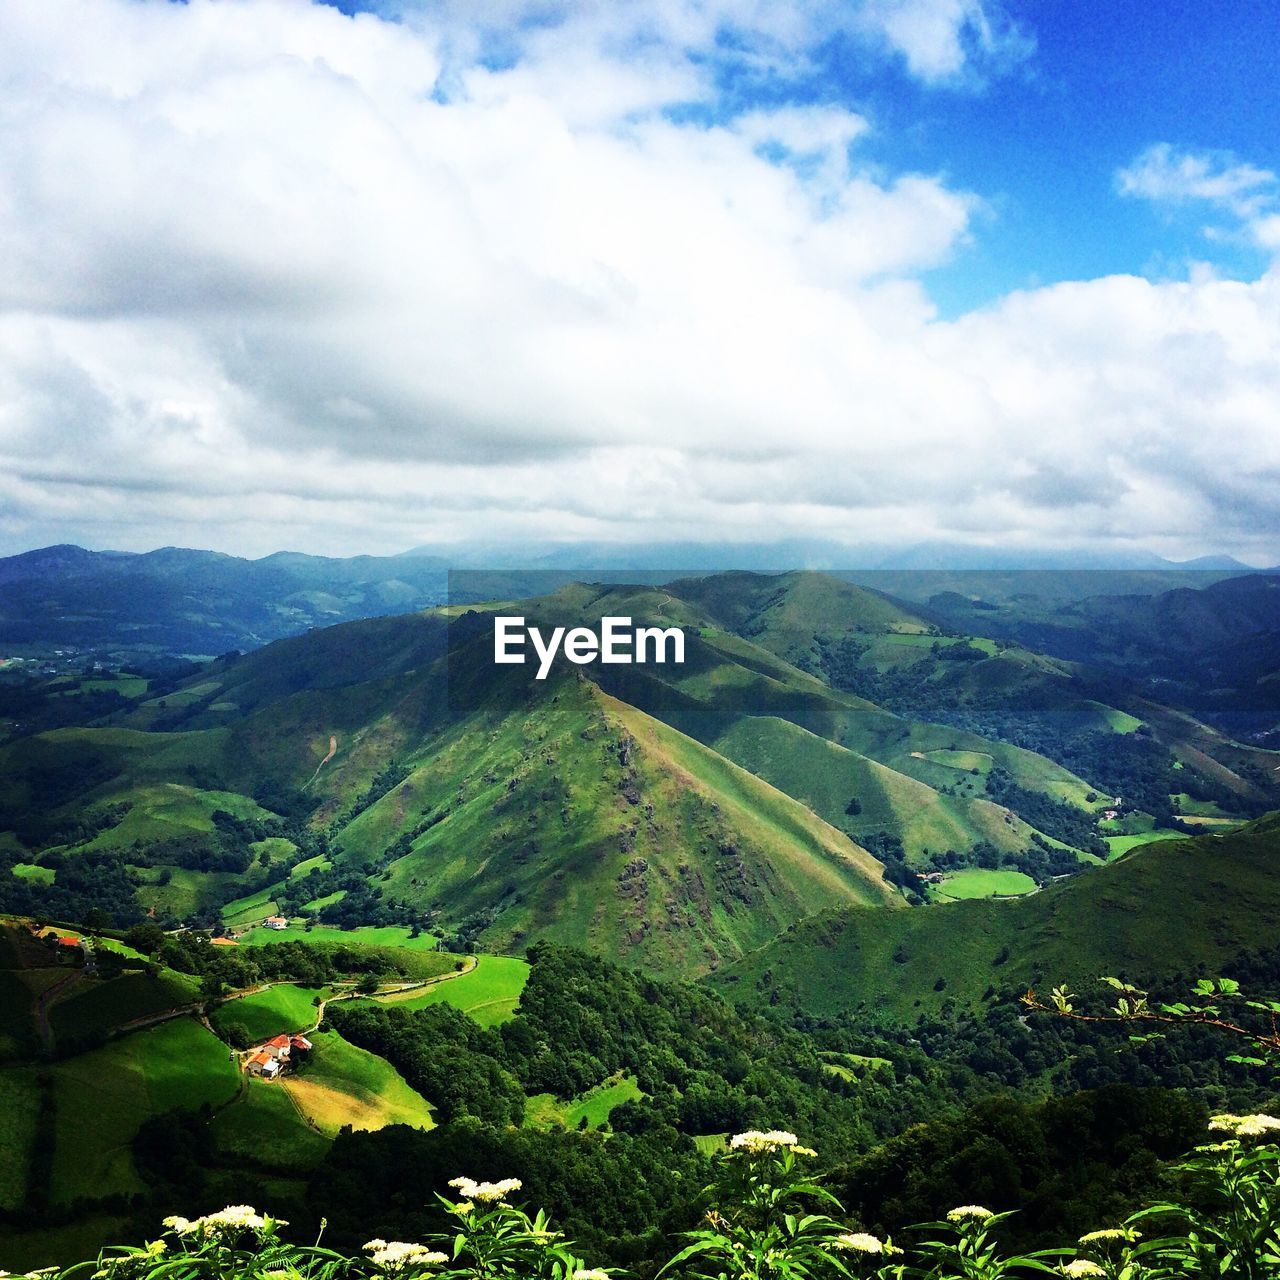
[
  {"x1": 1208, "y1": 1113, "x2": 1280, "y2": 1139},
  {"x1": 162, "y1": 1216, "x2": 194, "y2": 1235},
  {"x1": 363, "y1": 1241, "x2": 448, "y2": 1270},
  {"x1": 447, "y1": 1175, "x2": 520, "y2": 1202},
  {"x1": 793, "y1": 1146, "x2": 817, "y2": 1157},
  {"x1": 573, "y1": 1270, "x2": 611, "y2": 1280},
  {"x1": 1079, "y1": 1228, "x2": 1139, "y2": 1245},
  {"x1": 729, "y1": 1130, "x2": 799, "y2": 1152},
  {"x1": 1062, "y1": 1262, "x2": 1106, "y2": 1278},
  {"x1": 834, "y1": 1233, "x2": 886, "y2": 1254},
  {"x1": 947, "y1": 1205, "x2": 994, "y2": 1222}
]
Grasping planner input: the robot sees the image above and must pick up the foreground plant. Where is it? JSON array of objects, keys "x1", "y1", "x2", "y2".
[
  {"x1": 1131, "y1": 1113, "x2": 1280, "y2": 1280},
  {"x1": 24, "y1": 1112, "x2": 1280, "y2": 1280},
  {"x1": 662, "y1": 1129, "x2": 896, "y2": 1280},
  {"x1": 62, "y1": 1205, "x2": 347, "y2": 1280}
]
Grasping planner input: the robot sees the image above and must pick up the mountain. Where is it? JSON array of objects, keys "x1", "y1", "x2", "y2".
[
  {"x1": 0, "y1": 544, "x2": 450, "y2": 655},
  {"x1": 2, "y1": 570, "x2": 1278, "y2": 979},
  {"x1": 708, "y1": 813, "x2": 1280, "y2": 1019}
]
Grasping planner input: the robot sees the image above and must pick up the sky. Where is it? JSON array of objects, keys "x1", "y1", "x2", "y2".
[{"x1": 1, "y1": 0, "x2": 1279, "y2": 563}]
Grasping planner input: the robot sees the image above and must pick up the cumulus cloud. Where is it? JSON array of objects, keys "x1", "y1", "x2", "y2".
[
  {"x1": 0, "y1": 0, "x2": 1276, "y2": 563},
  {"x1": 1117, "y1": 143, "x2": 1280, "y2": 253}
]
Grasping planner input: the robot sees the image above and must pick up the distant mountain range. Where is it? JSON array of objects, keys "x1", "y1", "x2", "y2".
[
  {"x1": 0, "y1": 542, "x2": 1267, "y2": 658},
  {"x1": 3, "y1": 569, "x2": 1278, "y2": 979}
]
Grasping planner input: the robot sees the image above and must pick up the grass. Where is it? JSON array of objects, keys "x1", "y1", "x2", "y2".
[
  {"x1": 931, "y1": 868, "x2": 1039, "y2": 901},
  {"x1": 712, "y1": 717, "x2": 1028, "y2": 862},
  {"x1": 49, "y1": 1019, "x2": 239, "y2": 1207},
  {"x1": 916, "y1": 749, "x2": 993, "y2": 773},
  {"x1": 209, "y1": 984, "x2": 328, "y2": 1042},
  {"x1": 0, "y1": 1068, "x2": 41, "y2": 1210},
  {"x1": 211, "y1": 1076, "x2": 329, "y2": 1169},
  {"x1": 282, "y1": 1028, "x2": 434, "y2": 1136},
  {"x1": 525, "y1": 1073, "x2": 642, "y2": 1130},
  {"x1": 370, "y1": 955, "x2": 529, "y2": 1027},
  {"x1": 710, "y1": 816, "x2": 1280, "y2": 1021},
  {"x1": 221, "y1": 884, "x2": 282, "y2": 926},
  {"x1": 240, "y1": 924, "x2": 441, "y2": 951},
  {"x1": 10, "y1": 863, "x2": 55, "y2": 885},
  {"x1": 49, "y1": 969, "x2": 201, "y2": 1048},
  {"x1": 1104, "y1": 830, "x2": 1188, "y2": 858}
]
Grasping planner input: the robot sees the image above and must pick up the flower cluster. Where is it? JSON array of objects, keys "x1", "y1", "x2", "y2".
[
  {"x1": 728, "y1": 1130, "x2": 803, "y2": 1153},
  {"x1": 833, "y1": 1232, "x2": 891, "y2": 1255},
  {"x1": 946, "y1": 1205, "x2": 994, "y2": 1223},
  {"x1": 1061, "y1": 1261, "x2": 1106, "y2": 1278},
  {"x1": 363, "y1": 1240, "x2": 449, "y2": 1271},
  {"x1": 572, "y1": 1270, "x2": 610, "y2": 1280},
  {"x1": 1079, "y1": 1227, "x2": 1140, "y2": 1246},
  {"x1": 447, "y1": 1176, "x2": 523, "y2": 1203},
  {"x1": 1207, "y1": 1112, "x2": 1280, "y2": 1139},
  {"x1": 162, "y1": 1206, "x2": 277, "y2": 1237}
]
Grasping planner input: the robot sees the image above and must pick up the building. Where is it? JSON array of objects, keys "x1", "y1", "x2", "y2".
[
  {"x1": 263, "y1": 916, "x2": 289, "y2": 930},
  {"x1": 290, "y1": 1034, "x2": 313, "y2": 1053},
  {"x1": 246, "y1": 1051, "x2": 281, "y2": 1078}
]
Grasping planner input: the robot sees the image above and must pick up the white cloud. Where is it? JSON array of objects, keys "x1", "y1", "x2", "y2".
[
  {"x1": 1117, "y1": 143, "x2": 1280, "y2": 253},
  {"x1": 0, "y1": 0, "x2": 1276, "y2": 565}
]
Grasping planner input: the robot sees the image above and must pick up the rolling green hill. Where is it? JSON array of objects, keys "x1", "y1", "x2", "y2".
[{"x1": 707, "y1": 814, "x2": 1280, "y2": 1019}]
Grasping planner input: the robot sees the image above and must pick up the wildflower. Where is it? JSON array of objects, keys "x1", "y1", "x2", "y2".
[
  {"x1": 833, "y1": 1233, "x2": 887, "y2": 1254},
  {"x1": 793, "y1": 1146, "x2": 818, "y2": 1157},
  {"x1": 448, "y1": 1176, "x2": 522, "y2": 1202},
  {"x1": 162, "y1": 1216, "x2": 194, "y2": 1235},
  {"x1": 1079, "y1": 1228, "x2": 1139, "y2": 1245},
  {"x1": 947, "y1": 1205, "x2": 994, "y2": 1222},
  {"x1": 1208, "y1": 1113, "x2": 1280, "y2": 1139},
  {"x1": 729, "y1": 1130, "x2": 799, "y2": 1152},
  {"x1": 573, "y1": 1270, "x2": 611, "y2": 1280},
  {"x1": 363, "y1": 1241, "x2": 449, "y2": 1270},
  {"x1": 1062, "y1": 1262, "x2": 1106, "y2": 1278}
]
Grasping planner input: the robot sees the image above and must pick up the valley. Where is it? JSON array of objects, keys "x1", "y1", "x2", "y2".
[{"x1": 2, "y1": 565, "x2": 1279, "y2": 1270}]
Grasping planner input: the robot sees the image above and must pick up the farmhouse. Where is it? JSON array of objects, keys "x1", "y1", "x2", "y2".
[
  {"x1": 245, "y1": 1051, "x2": 281, "y2": 1078},
  {"x1": 263, "y1": 916, "x2": 288, "y2": 930}
]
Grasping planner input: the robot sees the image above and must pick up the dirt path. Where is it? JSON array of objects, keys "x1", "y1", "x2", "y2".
[
  {"x1": 302, "y1": 734, "x2": 338, "y2": 790},
  {"x1": 32, "y1": 968, "x2": 85, "y2": 1054}
]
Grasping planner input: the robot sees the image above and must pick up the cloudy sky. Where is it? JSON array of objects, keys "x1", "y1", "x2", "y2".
[{"x1": 2, "y1": 0, "x2": 1278, "y2": 562}]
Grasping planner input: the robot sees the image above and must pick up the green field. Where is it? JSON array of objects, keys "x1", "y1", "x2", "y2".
[
  {"x1": 931, "y1": 868, "x2": 1038, "y2": 901},
  {"x1": 1104, "y1": 830, "x2": 1188, "y2": 858},
  {"x1": 221, "y1": 884, "x2": 281, "y2": 926},
  {"x1": 49, "y1": 969, "x2": 200, "y2": 1048},
  {"x1": 916, "y1": 749, "x2": 994, "y2": 773},
  {"x1": 49, "y1": 1019, "x2": 239, "y2": 1206},
  {"x1": 240, "y1": 923, "x2": 441, "y2": 951},
  {"x1": 10, "y1": 863, "x2": 55, "y2": 885},
  {"x1": 371, "y1": 955, "x2": 530, "y2": 1027},
  {"x1": 525, "y1": 1073, "x2": 642, "y2": 1130},
  {"x1": 0, "y1": 1069, "x2": 41, "y2": 1210},
  {"x1": 282, "y1": 1028, "x2": 434, "y2": 1136},
  {"x1": 209, "y1": 984, "x2": 328, "y2": 1042},
  {"x1": 211, "y1": 1075, "x2": 329, "y2": 1169}
]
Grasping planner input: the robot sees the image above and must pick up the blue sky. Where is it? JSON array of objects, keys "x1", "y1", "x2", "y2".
[{"x1": 1, "y1": 0, "x2": 1278, "y2": 562}]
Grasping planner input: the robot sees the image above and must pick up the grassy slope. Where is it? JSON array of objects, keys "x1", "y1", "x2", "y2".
[
  {"x1": 49, "y1": 1018, "x2": 239, "y2": 1206},
  {"x1": 282, "y1": 1028, "x2": 434, "y2": 1136},
  {"x1": 209, "y1": 984, "x2": 328, "y2": 1041},
  {"x1": 344, "y1": 672, "x2": 896, "y2": 976},
  {"x1": 48, "y1": 968, "x2": 200, "y2": 1047},
  {"x1": 708, "y1": 815, "x2": 1280, "y2": 1020},
  {"x1": 368, "y1": 955, "x2": 530, "y2": 1027},
  {"x1": 525, "y1": 1072, "x2": 642, "y2": 1130},
  {"x1": 712, "y1": 717, "x2": 1037, "y2": 860}
]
